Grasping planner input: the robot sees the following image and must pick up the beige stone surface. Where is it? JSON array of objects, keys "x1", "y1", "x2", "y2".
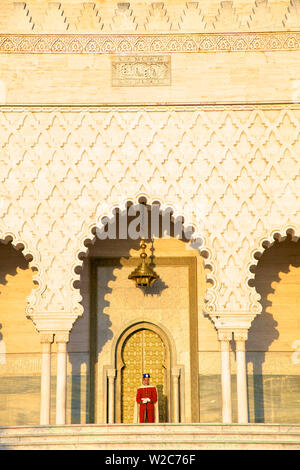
[{"x1": 1, "y1": 51, "x2": 300, "y2": 104}]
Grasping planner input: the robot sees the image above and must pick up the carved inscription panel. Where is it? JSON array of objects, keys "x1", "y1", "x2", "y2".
[{"x1": 111, "y1": 55, "x2": 171, "y2": 87}]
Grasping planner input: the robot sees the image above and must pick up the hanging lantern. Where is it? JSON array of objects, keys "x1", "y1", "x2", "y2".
[{"x1": 128, "y1": 239, "x2": 159, "y2": 288}]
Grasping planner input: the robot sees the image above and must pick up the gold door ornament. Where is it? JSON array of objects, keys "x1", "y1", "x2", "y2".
[{"x1": 121, "y1": 329, "x2": 167, "y2": 423}]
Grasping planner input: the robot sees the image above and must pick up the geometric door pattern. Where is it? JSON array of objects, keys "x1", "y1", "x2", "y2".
[{"x1": 121, "y1": 329, "x2": 166, "y2": 423}]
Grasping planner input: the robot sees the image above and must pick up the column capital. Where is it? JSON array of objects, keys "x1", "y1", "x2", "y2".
[
  {"x1": 55, "y1": 332, "x2": 70, "y2": 344},
  {"x1": 40, "y1": 333, "x2": 54, "y2": 344},
  {"x1": 217, "y1": 329, "x2": 233, "y2": 342},
  {"x1": 107, "y1": 368, "x2": 116, "y2": 380},
  {"x1": 211, "y1": 312, "x2": 256, "y2": 331},
  {"x1": 29, "y1": 312, "x2": 78, "y2": 335},
  {"x1": 233, "y1": 329, "x2": 249, "y2": 342}
]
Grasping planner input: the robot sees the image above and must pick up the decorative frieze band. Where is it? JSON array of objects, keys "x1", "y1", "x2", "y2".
[
  {"x1": 1, "y1": 102, "x2": 300, "y2": 113},
  {"x1": 1, "y1": 32, "x2": 300, "y2": 54}
]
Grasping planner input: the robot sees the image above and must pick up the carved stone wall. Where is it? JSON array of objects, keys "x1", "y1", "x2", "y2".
[
  {"x1": 1, "y1": 0, "x2": 300, "y2": 34},
  {"x1": 0, "y1": 0, "x2": 299, "y2": 335},
  {"x1": 0, "y1": 104, "x2": 300, "y2": 331}
]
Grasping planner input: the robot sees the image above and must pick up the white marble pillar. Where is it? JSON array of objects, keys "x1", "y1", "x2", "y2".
[
  {"x1": 40, "y1": 333, "x2": 54, "y2": 425},
  {"x1": 218, "y1": 329, "x2": 233, "y2": 424},
  {"x1": 55, "y1": 332, "x2": 69, "y2": 425},
  {"x1": 234, "y1": 329, "x2": 248, "y2": 424},
  {"x1": 171, "y1": 367, "x2": 181, "y2": 423},
  {"x1": 107, "y1": 369, "x2": 116, "y2": 424}
]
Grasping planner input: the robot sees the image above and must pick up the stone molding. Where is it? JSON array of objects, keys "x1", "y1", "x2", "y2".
[
  {"x1": 28, "y1": 313, "x2": 79, "y2": 334},
  {"x1": 212, "y1": 313, "x2": 257, "y2": 332},
  {"x1": 1, "y1": 102, "x2": 300, "y2": 111},
  {"x1": 1, "y1": 31, "x2": 300, "y2": 54}
]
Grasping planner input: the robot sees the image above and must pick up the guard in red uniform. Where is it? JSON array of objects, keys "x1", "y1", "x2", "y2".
[{"x1": 135, "y1": 373, "x2": 158, "y2": 423}]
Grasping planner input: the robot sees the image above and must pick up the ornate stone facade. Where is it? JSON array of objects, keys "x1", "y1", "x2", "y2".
[
  {"x1": 0, "y1": 0, "x2": 300, "y2": 431},
  {"x1": 1, "y1": 104, "x2": 299, "y2": 331}
]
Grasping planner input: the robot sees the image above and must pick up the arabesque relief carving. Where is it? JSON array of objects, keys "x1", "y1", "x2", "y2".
[
  {"x1": 1, "y1": 32, "x2": 300, "y2": 54},
  {"x1": 1, "y1": 1, "x2": 300, "y2": 34},
  {"x1": 1, "y1": 1, "x2": 300, "y2": 55},
  {"x1": 0, "y1": 104, "x2": 300, "y2": 331}
]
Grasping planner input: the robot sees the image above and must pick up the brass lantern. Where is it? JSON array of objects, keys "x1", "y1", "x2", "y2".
[{"x1": 128, "y1": 239, "x2": 159, "y2": 288}]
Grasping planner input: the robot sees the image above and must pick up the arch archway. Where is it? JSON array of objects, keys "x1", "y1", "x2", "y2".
[
  {"x1": 247, "y1": 226, "x2": 300, "y2": 423},
  {"x1": 76, "y1": 199, "x2": 211, "y2": 424},
  {"x1": 71, "y1": 196, "x2": 217, "y2": 319},
  {"x1": 0, "y1": 233, "x2": 42, "y2": 425},
  {"x1": 247, "y1": 226, "x2": 300, "y2": 309},
  {"x1": 0, "y1": 229, "x2": 42, "y2": 320}
]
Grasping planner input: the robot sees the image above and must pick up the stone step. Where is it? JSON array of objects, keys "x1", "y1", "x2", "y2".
[
  {"x1": 2, "y1": 433, "x2": 300, "y2": 442},
  {"x1": 1, "y1": 441, "x2": 300, "y2": 450},
  {"x1": 0, "y1": 424, "x2": 300, "y2": 450},
  {"x1": 2, "y1": 423, "x2": 300, "y2": 434}
]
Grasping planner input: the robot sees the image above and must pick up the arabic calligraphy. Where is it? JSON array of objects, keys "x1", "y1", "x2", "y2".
[{"x1": 112, "y1": 55, "x2": 171, "y2": 86}]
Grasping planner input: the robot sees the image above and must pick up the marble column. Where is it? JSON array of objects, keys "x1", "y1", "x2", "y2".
[
  {"x1": 107, "y1": 369, "x2": 116, "y2": 424},
  {"x1": 171, "y1": 367, "x2": 181, "y2": 423},
  {"x1": 234, "y1": 329, "x2": 249, "y2": 424},
  {"x1": 218, "y1": 329, "x2": 233, "y2": 424},
  {"x1": 40, "y1": 333, "x2": 54, "y2": 425},
  {"x1": 55, "y1": 332, "x2": 69, "y2": 425}
]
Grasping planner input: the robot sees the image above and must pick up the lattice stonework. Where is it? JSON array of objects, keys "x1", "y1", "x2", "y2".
[
  {"x1": 121, "y1": 329, "x2": 165, "y2": 423},
  {"x1": 0, "y1": 105, "x2": 300, "y2": 329}
]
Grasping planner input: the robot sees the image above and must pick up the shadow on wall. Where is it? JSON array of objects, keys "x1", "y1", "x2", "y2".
[
  {"x1": 69, "y1": 201, "x2": 204, "y2": 424},
  {"x1": 0, "y1": 241, "x2": 38, "y2": 429},
  {"x1": 0, "y1": 241, "x2": 29, "y2": 286},
  {"x1": 157, "y1": 383, "x2": 167, "y2": 422},
  {"x1": 247, "y1": 234, "x2": 300, "y2": 423}
]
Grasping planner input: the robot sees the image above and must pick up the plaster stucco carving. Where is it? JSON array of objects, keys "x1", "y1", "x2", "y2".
[
  {"x1": 1, "y1": 31, "x2": 300, "y2": 54},
  {"x1": 111, "y1": 55, "x2": 171, "y2": 87},
  {"x1": 0, "y1": 104, "x2": 300, "y2": 331},
  {"x1": 0, "y1": 1, "x2": 300, "y2": 34}
]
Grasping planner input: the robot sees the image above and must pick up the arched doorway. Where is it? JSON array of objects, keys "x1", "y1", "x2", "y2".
[
  {"x1": 121, "y1": 328, "x2": 166, "y2": 423},
  {"x1": 115, "y1": 323, "x2": 171, "y2": 424},
  {"x1": 85, "y1": 202, "x2": 206, "y2": 424}
]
